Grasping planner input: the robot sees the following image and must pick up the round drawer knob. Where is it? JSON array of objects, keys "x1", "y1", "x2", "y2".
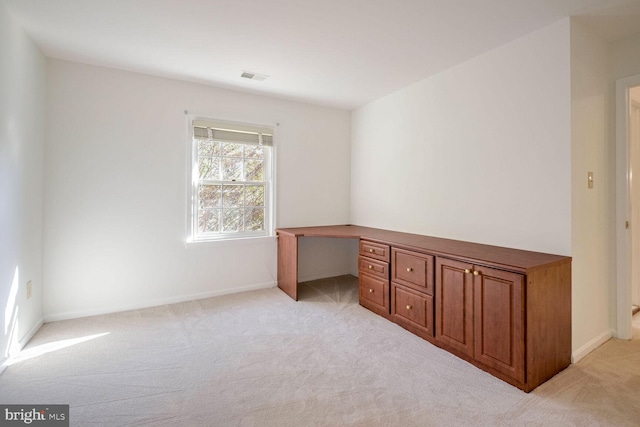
[
  {"x1": 369, "y1": 249, "x2": 374, "y2": 253},
  {"x1": 369, "y1": 289, "x2": 374, "y2": 293},
  {"x1": 368, "y1": 265, "x2": 373, "y2": 269},
  {"x1": 473, "y1": 270, "x2": 480, "y2": 276},
  {"x1": 406, "y1": 267, "x2": 413, "y2": 272},
  {"x1": 464, "y1": 269, "x2": 471, "y2": 274},
  {"x1": 406, "y1": 305, "x2": 412, "y2": 310}
]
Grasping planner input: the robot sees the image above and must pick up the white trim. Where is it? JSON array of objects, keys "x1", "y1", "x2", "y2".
[
  {"x1": 18, "y1": 319, "x2": 43, "y2": 349},
  {"x1": 43, "y1": 281, "x2": 276, "y2": 323},
  {"x1": 186, "y1": 113, "x2": 197, "y2": 242},
  {"x1": 267, "y1": 123, "x2": 278, "y2": 236},
  {"x1": 0, "y1": 319, "x2": 44, "y2": 376},
  {"x1": 615, "y1": 74, "x2": 640, "y2": 340},
  {"x1": 571, "y1": 329, "x2": 613, "y2": 363},
  {"x1": 269, "y1": 123, "x2": 280, "y2": 236},
  {"x1": 185, "y1": 234, "x2": 276, "y2": 248},
  {"x1": 0, "y1": 357, "x2": 7, "y2": 376}
]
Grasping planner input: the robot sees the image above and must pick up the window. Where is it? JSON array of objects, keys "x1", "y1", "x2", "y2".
[{"x1": 190, "y1": 119, "x2": 273, "y2": 241}]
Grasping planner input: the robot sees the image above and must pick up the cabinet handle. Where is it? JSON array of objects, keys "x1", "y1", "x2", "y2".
[
  {"x1": 368, "y1": 265, "x2": 373, "y2": 269},
  {"x1": 406, "y1": 305, "x2": 412, "y2": 310},
  {"x1": 369, "y1": 289, "x2": 374, "y2": 293},
  {"x1": 406, "y1": 267, "x2": 413, "y2": 272},
  {"x1": 369, "y1": 249, "x2": 374, "y2": 253},
  {"x1": 473, "y1": 270, "x2": 480, "y2": 276},
  {"x1": 464, "y1": 269, "x2": 471, "y2": 274}
]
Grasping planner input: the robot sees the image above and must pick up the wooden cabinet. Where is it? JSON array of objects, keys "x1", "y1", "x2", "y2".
[
  {"x1": 358, "y1": 240, "x2": 390, "y2": 317},
  {"x1": 435, "y1": 258, "x2": 525, "y2": 383},
  {"x1": 391, "y1": 248, "x2": 435, "y2": 338},
  {"x1": 276, "y1": 225, "x2": 571, "y2": 392}
]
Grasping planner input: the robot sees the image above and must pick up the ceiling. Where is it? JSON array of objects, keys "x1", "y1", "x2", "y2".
[{"x1": 5, "y1": 0, "x2": 640, "y2": 110}]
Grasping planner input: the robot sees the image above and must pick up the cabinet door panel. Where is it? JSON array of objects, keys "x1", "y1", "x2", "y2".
[
  {"x1": 474, "y1": 266, "x2": 525, "y2": 383},
  {"x1": 436, "y1": 258, "x2": 474, "y2": 357}
]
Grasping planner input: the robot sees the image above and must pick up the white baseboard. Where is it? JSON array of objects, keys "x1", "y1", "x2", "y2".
[
  {"x1": 43, "y1": 281, "x2": 276, "y2": 323},
  {"x1": 571, "y1": 329, "x2": 613, "y2": 363},
  {"x1": 0, "y1": 318, "x2": 43, "y2": 376},
  {"x1": 0, "y1": 356, "x2": 7, "y2": 376},
  {"x1": 18, "y1": 318, "x2": 44, "y2": 349}
]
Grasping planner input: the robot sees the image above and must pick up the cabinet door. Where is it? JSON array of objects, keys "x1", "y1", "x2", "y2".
[
  {"x1": 436, "y1": 258, "x2": 474, "y2": 358},
  {"x1": 473, "y1": 265, "x2": 525, "y2": 383}
]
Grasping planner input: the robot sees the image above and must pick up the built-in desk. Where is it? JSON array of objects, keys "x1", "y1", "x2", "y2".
[{"x1": 275, "y1": 224, "x2": 571, "y2": 392}]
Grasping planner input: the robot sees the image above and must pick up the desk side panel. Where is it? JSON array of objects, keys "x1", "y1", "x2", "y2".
[
  {"x1": 277, "y1": 233, "x2": 298, "y2": 300},
  {"x1": 526, "y1": 260, "x2": 572, "y2": 391}
]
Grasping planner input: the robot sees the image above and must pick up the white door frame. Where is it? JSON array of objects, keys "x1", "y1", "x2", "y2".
[{"x1": 616, "y1": 74, "x2": 640, "y2": 340}]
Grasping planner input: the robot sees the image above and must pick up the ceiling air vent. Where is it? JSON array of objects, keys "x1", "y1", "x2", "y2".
[{"x1": 241, "y1": 71, "x2": 269, "y2": 81}]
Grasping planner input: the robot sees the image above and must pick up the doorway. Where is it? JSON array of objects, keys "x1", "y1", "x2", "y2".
[
  {"x1": 631, "y1": 85, "x2": 640, "y2": 339},
  {"x1": 616, "y1": 74, "x2": 640, "y2": 340}
]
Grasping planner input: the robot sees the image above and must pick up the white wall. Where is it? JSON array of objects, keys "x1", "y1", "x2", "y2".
[
  {"x1": 0, "y1": 1, "x2": 46, "y2": 367},
  {"x1": 611, "y1": 32, "x2": 640, "y2": 81},
  {"x1": 569, "y1": 19, "x2": 614, "y2": 360},
  {"x1": 298, "y1": 237, "x2": 359, "y2": 282},
  {"x1": 44, "y1": 60, "x2": 352, "y2": 321},
  {"x1": 351, "y1": 19, "x2": 572, "y2": 256}
]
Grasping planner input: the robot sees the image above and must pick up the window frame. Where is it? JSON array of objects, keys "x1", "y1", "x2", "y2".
[{"x1": 187, "y1": 117, "x2": 275, "y2": 242}]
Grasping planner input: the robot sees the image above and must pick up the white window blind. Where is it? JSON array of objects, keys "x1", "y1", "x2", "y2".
[{"x1": 192, "y1": 119, "x2": 273, "y2": 146}]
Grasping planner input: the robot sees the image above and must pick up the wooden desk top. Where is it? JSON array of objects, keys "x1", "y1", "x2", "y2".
[{"x1": 276, "y1": 225, "x2": 570, "y2": 274}]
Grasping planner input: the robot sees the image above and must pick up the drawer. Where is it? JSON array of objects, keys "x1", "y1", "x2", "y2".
[
  {"x1": 359, "y1": 273, "x2": 389, "y2": 313},
  {"x1": 392, "y1": 283, "x2": 434, "y2": 335},
  {"x1": 358, "y1": 256, "x2": 389, "y2": 280},
  {"x1": 359, "y1": 240, "x2": 390, "y2": 262},
  {"x1": 392, "y1": 248, "x2": 434, "y2": 295}
]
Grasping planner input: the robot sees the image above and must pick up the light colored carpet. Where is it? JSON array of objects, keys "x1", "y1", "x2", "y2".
[{"x1": 1, "y1": 275, "x2": 640, "y2": 426}]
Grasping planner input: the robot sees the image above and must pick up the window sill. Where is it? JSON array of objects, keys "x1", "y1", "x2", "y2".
[{"x1": 185, "y1": 234, "x2": 276, "y2": 248}]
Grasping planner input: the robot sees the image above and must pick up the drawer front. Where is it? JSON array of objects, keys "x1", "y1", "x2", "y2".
[
  {"x1": 392, "y1": 248, "x2": 434, "y2": 295},
  {"x1": 359, "y1": 273, "x2": 389, "y2": 310},
  {"x1": 359, "y1": 240, "x2": 390, "y2": 262},
  {"x1": 392, "y1": 284, "x2": 433, "y2": 335},
  {"x1": 358, "y1": 256, "x2": 389, "y2": 280}
]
